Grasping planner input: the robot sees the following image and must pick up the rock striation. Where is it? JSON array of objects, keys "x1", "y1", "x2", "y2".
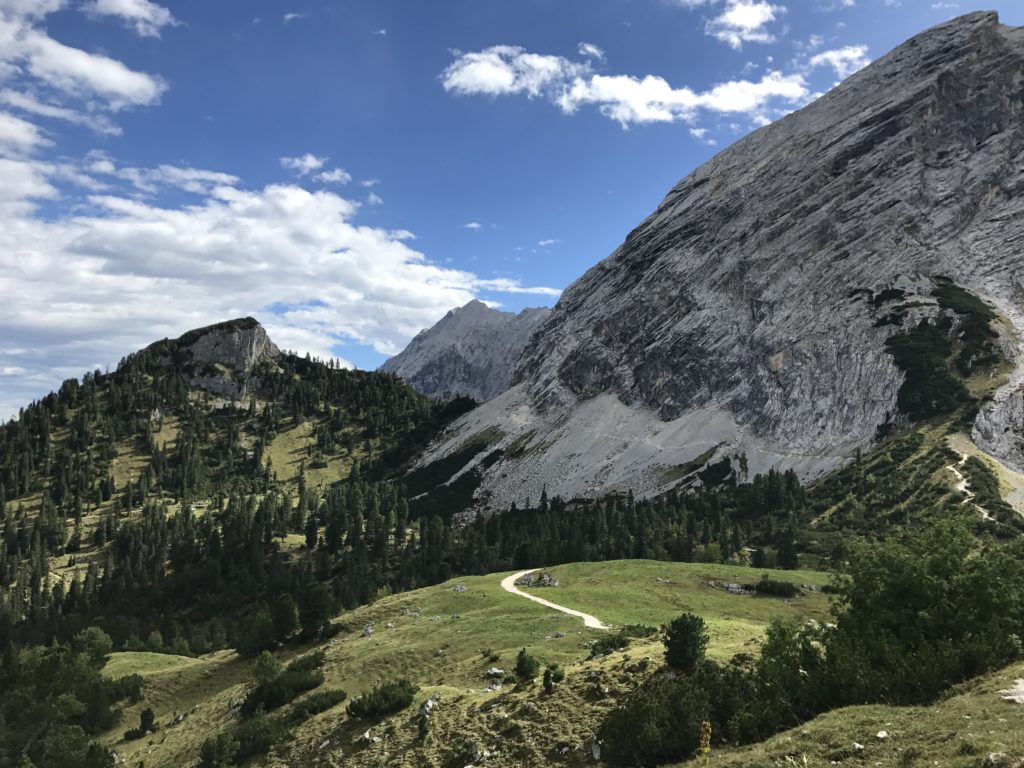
[
  {"x1": 380, "y1": 300, "x2": 551, "y2": 402},
  {"x1": 420, "y1": 12, "x2": 1024, "y2": 509}
]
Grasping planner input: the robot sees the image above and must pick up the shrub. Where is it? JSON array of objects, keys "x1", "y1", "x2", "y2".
[
  {"x1": 753, "y1": 574, "x2": 800, "y2": 598},
  {"x1": 515, "y1": 648, "x2": 540, "y2": 680},
  {"x1": 598, "y1": 675, "x2": 710, "y2": 766},
  {"x1": 241, "y1": 651, "x2": 326, "y2": 717},
  {"x1": 289, "y1": 689, "x2": 347, "y2": 722},
  {"x1": 543, "y1": 664, "x2": 565, "y2": 693},
  {"x1": 346, "y1": 679, "x2": 418, "y2": 719},
  {"x1": 123, "y1": 707, "x2": 157, "y2": 741},
  {"x1": 589, "y1": 631, "x2": 631, "y2": 658},
  {"x1": 663, "y1": 613, "x2": 709, "y2": 673}
]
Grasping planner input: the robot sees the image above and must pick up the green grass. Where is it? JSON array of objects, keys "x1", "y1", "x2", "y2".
[
  {"x1": 520, "y1": 560, "x2": 833, "y2": 660},
  {"x1": 95, "y1": 559, "x2": 832, "y2": 768},
  {"x1": 103, "y1": 651, "x2": 206, "y2": 679}
]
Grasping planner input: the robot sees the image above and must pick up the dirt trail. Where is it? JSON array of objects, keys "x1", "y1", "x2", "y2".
[
  {"x1": 947, "y1": 452, "x2": 993, "y2": 521},
  {"x1": 500, "y1": 569, "x2": 609, "y2": 630}
]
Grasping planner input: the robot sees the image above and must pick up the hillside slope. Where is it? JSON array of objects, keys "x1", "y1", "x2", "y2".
[{"x1": 421, "y1": 11, "x2": 1024, "y2": 509}]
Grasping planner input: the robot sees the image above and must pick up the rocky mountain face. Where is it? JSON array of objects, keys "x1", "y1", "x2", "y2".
[
  {"x1": 380, "y1": 300, "x2": 551, "y2": 402},
  {"x1": 147, "y1": 317, "x2": 281, "y2": 399},
  {"x1": 421, "y1": 12, "x2": 1024, "y2": 509}
]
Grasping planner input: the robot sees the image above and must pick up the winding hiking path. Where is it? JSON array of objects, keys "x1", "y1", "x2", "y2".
[
  {"x1": 500, "y1": 569, "x2": 609, "y2": 630},
  {"x1": 947, "y1": 451, "x2": 993, "y2": 521}
]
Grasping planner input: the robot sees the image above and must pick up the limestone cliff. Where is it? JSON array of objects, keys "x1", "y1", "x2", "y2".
[{"x1": 420, "y1": 12, "x2": 1024, "y2": 508}]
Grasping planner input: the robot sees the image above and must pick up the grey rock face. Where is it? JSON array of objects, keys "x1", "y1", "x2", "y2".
[
  {"x1": 150, "y1": 318, "x2": 281, "y2": 399},
  {"x1": 380, "y1": 300, "x2": 551, "y2": 402},
  {"x1": 422, "y1": 12, "x2": 1024, "y2": 508}
]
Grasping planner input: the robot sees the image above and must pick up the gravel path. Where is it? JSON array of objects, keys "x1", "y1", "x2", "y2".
[{"x1": 500, "y1": 569, "x2": 609, "y2": 630}]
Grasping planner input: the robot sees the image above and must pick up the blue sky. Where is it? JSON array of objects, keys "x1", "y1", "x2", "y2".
[{"x1": 1, "y1": 0, "x2": 1022, "y2": 418}]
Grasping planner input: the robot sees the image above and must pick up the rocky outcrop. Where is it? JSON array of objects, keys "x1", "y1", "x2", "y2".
[
  {"x1": 147, "y1": 317, "x2": 281, "y2": 399},
  {"x1": 380, "y1": 300, "x2": 551, "y2": 402},
  {"x1": 420, "y1": 12, "x2": 1024, "y2": 509}
]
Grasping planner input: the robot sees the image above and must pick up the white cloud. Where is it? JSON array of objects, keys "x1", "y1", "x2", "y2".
[
  {"x1": 441, "y1": 45, "x2": 589, "y2": 98},
  {"x1": 280, "y1": 153, "x2": 326, "y2": 176},
  {"x1": 372, "y1": 28, "x2": 386, "y2": 35},
  {"x1": 463, "y1": 221, "x2": 482, "y2": 230},
  {"x1": 538, "y1": 238, "x2": 559, "y2": 246},
  {"x1": 283, "y1": 12, "x2": 304, "y2": 23},
  {"x1": 360, "y1": 178, "x2": 380, "y2": 188},
  {"x1": 578, "y1": 42, "x2": 605, "y2": 61},
  {"x1": 367, "y1": 191, "x2": 383, "y2": 205},
  {"x1": 706, "y1": 1, "x2": 784, "y2": 50},
  {"x1": 0, "y1": 89, "x2": 122, "y2": 135},
  {"x1": 809, "y1": 45, "x2": 870, "y2": 79},
  {"x1": 560, "y1": 70, "x2": 806, "y2": 126},
  {"x1": 0, "y1": 15, "x2": 167, "y2": 111},
  {"x1": 314, "y1": 168, "x2": 352, "y2": 184},
  {"x1": 0, "y1": 161, "x2": 561, "y2": 419},
  {"x1": 83, "y1": 0, "x2": 179, "y2": 38},
  {"x1": 471, "y1": 278, "x2": 560, "y2": 297},
  {"x1": 442, "y1": 45, "x2": 807, "y2": 127},
  {"x1": 0, "y1": 110, "x2": 50, "y2": 154}
]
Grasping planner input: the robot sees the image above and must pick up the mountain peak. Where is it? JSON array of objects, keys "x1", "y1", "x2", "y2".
[
  {"x1": 423, "y1": 10, "x2": 1024, "y2": 508},
  {"x1": 381, "y1": 302, "x2": 552, "y2": 402},
  {"x1": 145, "y1": 316, "x2": 281, "y2": 399}
]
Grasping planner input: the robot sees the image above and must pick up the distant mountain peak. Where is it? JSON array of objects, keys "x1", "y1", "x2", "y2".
[{"x1": 381, "y1": 302, "x2": 552, "y2": 402}]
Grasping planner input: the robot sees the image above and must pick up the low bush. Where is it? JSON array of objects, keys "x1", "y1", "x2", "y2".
[
  {"x1": 346, "y1": 679, "x2": 418, "y2": 719},
  {"x1": 752, "y1": 574, "x2": 800, "y2": 598},
  {"x1": 289, "y1": 689, "x2": 348, "y2": 721}
]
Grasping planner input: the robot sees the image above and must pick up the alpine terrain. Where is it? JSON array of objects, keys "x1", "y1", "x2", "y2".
[
  {"x1": 4, "y1": 10, "x2": 1024, "y2": 768},
  {"x1": 414, "y1": 11, "x2": 1024, "y2": 509}
]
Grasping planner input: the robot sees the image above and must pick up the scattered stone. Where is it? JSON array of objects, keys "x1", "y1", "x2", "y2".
[
  {"x1": 704, "y1": 579, "x2": 755, "y2": 596},
  {"x1": 486, "y1": 667, "x2": 505, "y2": 678},
  {"x1": 362, "y1": 624, "x2": 374, "y2": 637},
  {"x1": 454, "y1": 584, "x2": 468, "y2": 593},
  {"x1": 876, "y1": 730, "x2": 889, "y2": 741},
  {"x1": 515, "y1": 571, "x2": 561, "y2": 588},
  {"x1": 386, "y1": 622, "x2": 395, "y2": 629},
  {"x1": 318, "y1": 739, "x2": 330, "y2": 751},
  {"x1": 852, "y1": 742, "x2": 864, "y2": 751},
  {"x1": 981, "y1": 753, "x2": 1011, "y2": 768},
  {"x1": 998, "y1": 679, "x2": 1024, "y2": 704},
  {"x1": 553, "y1": 631, "x2": 566, "y2": 638},
  {"x1": 452, "y1": 613, "x2": 462, "y2": 619},
  {"x1": 591, "y1": 739, "x2": 602, "y2": 761}
]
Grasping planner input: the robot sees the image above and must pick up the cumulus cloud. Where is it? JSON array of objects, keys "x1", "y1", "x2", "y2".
[
  {"x1": 441, "y1": 45, "x2": 589, "y2": 98},
  {"x1": 706, "y1": 1, "x2": 784, "y2": 49},
  {"x1": 83, "y1": 0, "x2": 179, "y2": 38},
  {"x1": 0, "y1": 163, "x2": 561, "y2": 418},
  {"x1": 0, "y1": 3, "x2": 559, "y2": 420},
  {"x1": 280, "y1": 153, "x2": 326, "y2": 176},
  {"x1": 578, "y1": 42, "x2": 605, "y2": 61},
  {"x1": 809, "y1": 45, "x2": 870, "y2": 79},
  {"x1": 314, "y1": 168, "x2": 352, "y2": 184},
  {"x1": 367, "y1": 191, "x2": 383, "y2": 205},
  {"x1": 0, "y1": 14, "x2": 167, "y2": 110},
  {"x1": 442, "y1": 45, "x2": 807, "y2": 127},
  {"x1": 463, "y1": 221, "x2": 482, "y2": 230},
  {"x1": 283, "y1": 12, "x2": 304, "y2": 23}
]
